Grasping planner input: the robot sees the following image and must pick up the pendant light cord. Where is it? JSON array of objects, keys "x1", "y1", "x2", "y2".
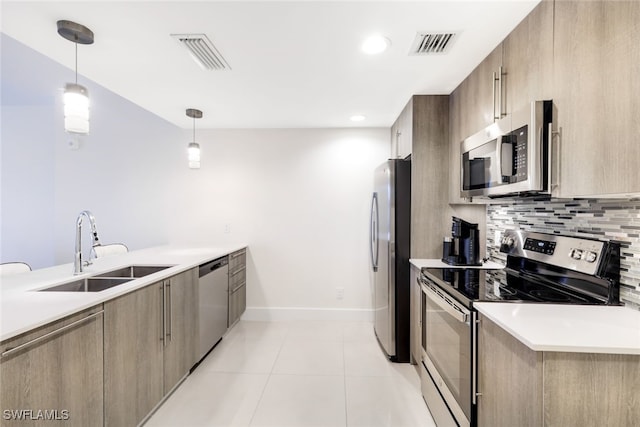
[
  {"x1": 193, "y1": 116, "x2": 196, "y2": 142},
  {"x1": 75, "y1": 42, "x2": 78, "y2": 84}
]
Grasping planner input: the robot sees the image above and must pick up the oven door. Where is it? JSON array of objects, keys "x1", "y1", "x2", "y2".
[{"x1": 421, "y1": 277, "x2": 475, "y2": 427}]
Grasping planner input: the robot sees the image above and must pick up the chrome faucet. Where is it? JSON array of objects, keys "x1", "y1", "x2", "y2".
[{"x1": 73, "y1": 210, "x2": 102, "y2": 275}]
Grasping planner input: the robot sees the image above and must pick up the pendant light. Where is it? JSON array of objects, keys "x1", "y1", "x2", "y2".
[
  {"x1": 186, "y1": 108, "x2": 203, "y2": 169},
  {"x1": 57, "y1": 20, "x2": 94, "y2": 134}
]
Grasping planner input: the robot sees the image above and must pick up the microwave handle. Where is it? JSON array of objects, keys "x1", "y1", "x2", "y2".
[{"x1": 548, "y1": 122, "x2": 559, "y2": 191}]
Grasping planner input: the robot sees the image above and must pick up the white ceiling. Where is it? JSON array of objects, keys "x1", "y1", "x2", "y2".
[{"x1": 1, "y1": 0, "x2": 540, "y2": 129}]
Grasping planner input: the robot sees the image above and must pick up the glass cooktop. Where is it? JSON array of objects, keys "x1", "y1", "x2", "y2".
[{"x1": 422, "y1": 267, "x2": 609, "y2": 308}]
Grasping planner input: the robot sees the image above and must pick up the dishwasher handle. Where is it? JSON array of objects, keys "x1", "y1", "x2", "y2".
[{"x1": 199, "y1": 256, "x2": 229, "y2": 277}]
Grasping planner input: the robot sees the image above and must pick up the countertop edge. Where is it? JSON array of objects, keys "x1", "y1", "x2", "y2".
[
  {"x1": 475, "y1": 302, "x2": 640, "y2": 356},
  {"x1": 0, "y1": 244, "x2": 247, "y2": 342}
]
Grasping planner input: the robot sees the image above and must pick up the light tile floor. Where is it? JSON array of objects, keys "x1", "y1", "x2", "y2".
[{"x1": 145, "y1": 320, "x2": 437, "y2": 427}]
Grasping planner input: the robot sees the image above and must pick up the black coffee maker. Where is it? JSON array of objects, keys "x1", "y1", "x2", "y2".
[{"x1": 442, "y1": 216, "x2": 481, "y2": 266}]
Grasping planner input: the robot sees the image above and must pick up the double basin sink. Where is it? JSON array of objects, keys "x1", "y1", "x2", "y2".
[{"x1": 39, "y1": 265, "x2": 172, "y2": 292}]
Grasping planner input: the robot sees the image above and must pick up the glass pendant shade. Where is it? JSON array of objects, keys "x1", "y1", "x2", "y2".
[
  {"x1": 64, "y1": 83, "x2": 90, "y2": 134},
  {"x1": 188, "y1": 142, "x2": 201, "y2": 169}
]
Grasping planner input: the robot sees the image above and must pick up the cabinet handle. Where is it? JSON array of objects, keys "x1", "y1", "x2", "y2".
[
  {"x1": 498, "y1": 66, "x2": 504, "y2": 119},
  {"x1": 548, "y1": 122, "x2": 561, "y2": 192},
  {"x1": 230, "y1": 282, "x2": 246, "y2": 294},
  {"x1": 230, "y1": 266, "x2": 246, "y2": 277},
  {"x1": 160, "y1": 284, "x2": 165, "y2": 343},
  {"x1": 230, "y1": 251, "x2": 245, "y2": 259},
  {"x1": 166, "y1": 280, "x2": 172, "y2": 343},
  {"x1": 1, "y1": 310, "x2": 103, "y2": 358},
  {"x1": 492, "y1": 71, "x2": 498, "y2": 121}
]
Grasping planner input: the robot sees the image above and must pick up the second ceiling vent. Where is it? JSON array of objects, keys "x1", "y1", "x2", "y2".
[
  {"x1": 409, "y1": 32, "x2": 457, "y2": 55},
  {"x1": 171, "y1": 33, "x2": 231, "y2": 71}
]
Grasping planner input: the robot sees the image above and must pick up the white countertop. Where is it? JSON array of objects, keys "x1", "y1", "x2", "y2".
[
  {"x1": 410, "y1": 258, "x2": 504, "y2": 270},
  {"x1": 0, "y1": 244, "x2": 246, "y2": 342},
  {"x1": 475, "y1": 302, "x2": 640, "y2": 355}
]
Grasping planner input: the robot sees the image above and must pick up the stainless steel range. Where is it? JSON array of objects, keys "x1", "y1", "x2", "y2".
[{"x1": 418, "y1": 230, "x2": 621, "y2": 427}]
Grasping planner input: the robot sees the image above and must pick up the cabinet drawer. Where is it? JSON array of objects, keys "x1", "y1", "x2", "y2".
[{"x1": 229, "y1": 249, "x2": 246, "y2": 271}]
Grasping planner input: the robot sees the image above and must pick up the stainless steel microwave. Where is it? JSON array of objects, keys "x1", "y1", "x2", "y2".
[{"x1": 460, "y1": 100, "x2": 552, "y2": 198}]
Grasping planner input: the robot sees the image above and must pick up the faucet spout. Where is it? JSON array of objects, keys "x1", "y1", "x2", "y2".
[{"x1": 74, "y1": 210, "x2": 102, "y2": 275}]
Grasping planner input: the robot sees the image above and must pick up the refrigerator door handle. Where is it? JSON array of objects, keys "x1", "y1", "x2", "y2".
[{"x1": 370, "y1": 192, "x2": 379, "y2": 272}]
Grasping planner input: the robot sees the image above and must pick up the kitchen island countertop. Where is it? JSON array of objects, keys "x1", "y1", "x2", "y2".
[
  {"x1": 0, "y1": 244, "x2": 246, "y2": 341},
  {"x1": 475, "y1": 302, "x2": 640, "y2": 355}
]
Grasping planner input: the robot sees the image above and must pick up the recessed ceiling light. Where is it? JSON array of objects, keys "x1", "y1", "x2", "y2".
[
  {"x1": 361, "y1": 35, "x2": 390, "y2": 55},
  {"x1": 350, "y1": 115, "x2": 366, "y2": 122}
]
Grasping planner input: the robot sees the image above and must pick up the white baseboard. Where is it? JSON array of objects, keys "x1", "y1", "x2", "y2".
[{"x1": 241, "y1": 306, "x2": 374, "y2": 322}]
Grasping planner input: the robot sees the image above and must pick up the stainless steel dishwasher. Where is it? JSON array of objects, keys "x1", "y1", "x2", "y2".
[{"x1": 198, "y1": 256, "x2": 229, "y2": 361}]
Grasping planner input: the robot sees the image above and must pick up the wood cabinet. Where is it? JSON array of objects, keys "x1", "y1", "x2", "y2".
[
  {"x1": 477, "y1": 314, "x2": 543, "y2": 427},
  {"x1": 409, "y1": 263, "x2": 421, "y2": 365},
  {"x1": 502, "y1": 0, "x2": 554, "y2": 116},
  {"x1": 553, "y1": 0, "x2": 640, "y2": 197},
  {"x1": 104, "y1": 282, "x2": 164, "y2": 426},
  {"x1": 228, "y1": 249, "x2": 247, "y2": 327},
  {"x1": 104, "y1": 268, "x2": 198, "y2": 426},
  {"x1": 408, "y1": 95, "x2": 451, "y2": 259},
  {"x1": 478, "y1": 314, "x2": 640, "y2": 427},
  {"x1": 163, "y1": 269, "x2": 198, "y2": 394},
  {"x1": 0, "y1": 306, "x2": 104, "y2": 427},
  {"x1": 458, "y1": 45, "x2": 503, "y2": 141},
  {"x1": 391, "y1": 98, "x2": 414, "y2": 159}
]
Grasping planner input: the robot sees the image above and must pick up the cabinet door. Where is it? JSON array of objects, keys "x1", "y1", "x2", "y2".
[
  {"x1": 0, "y1": 307, "x2": 103, "y2": 427},
  {"x1": 448, "y1": 87, "x2": 465, "y2": 204},
  {"x1": 553, "y1": 0, "x2": 640, "y2": 197},
  {"x1": 502, "y1": 0, "x2": 554, "y2": 115},
  {"x1": 163, "y1": 268, "x2": 198, "y2": 394},
  {"x1": 104, "y1": 283, "x2": 163, "y2": 427},
  {"x1": 398, "y1": 98, "x2": 414, "y2": 159},
  {"x1": 477, "y1": 315, "x2": 542, "y2": 427},
  {"x1": 459, "y1": 45, "x2": 503, "y2": 140}
]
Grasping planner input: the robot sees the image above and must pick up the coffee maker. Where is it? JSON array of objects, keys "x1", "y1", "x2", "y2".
[{"x1": 442, "y1": 216, "x2": 481, "y2": 266}]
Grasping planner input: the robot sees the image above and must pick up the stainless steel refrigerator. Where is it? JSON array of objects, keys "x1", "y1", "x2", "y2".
[{"x1": 369, "y1": 159, "x2": 411, "y2": 362}]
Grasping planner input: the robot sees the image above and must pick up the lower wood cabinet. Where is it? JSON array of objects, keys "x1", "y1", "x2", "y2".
[
  {"x1": 163, "y1": 268, "x2": 198, "y2": 395},
  {"x1": 228, "y1": 249, "x2": 247, "y2": 327},
  {"x1": 0, "y1": 306, "x2": 104, "y2": 427},
  {"x1": 478, "y1": 314, "x2": 640, "y2": 427},
  {"x1": 104, "y1": 268, "x2": 198, "y2": 426}
]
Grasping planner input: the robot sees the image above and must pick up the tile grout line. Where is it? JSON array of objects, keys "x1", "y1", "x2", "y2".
[{"x1": 246, "y1": 321, "x2": 289, "y2": 427}]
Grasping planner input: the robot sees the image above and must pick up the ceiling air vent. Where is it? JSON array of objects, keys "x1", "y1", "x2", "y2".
[
  {"x1": 171, "y1": 33, "x2": 231, "y2": 71},
  {"x1": 409, "y1": 32, "x2": 457, "y2": 55}
]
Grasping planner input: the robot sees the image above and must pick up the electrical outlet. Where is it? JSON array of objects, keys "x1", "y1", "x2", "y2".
[
  {"x1": 224, "y1": 224, "x2": 231, "y2": 234},
  {"x1": 336, "y1": 287, "x2": 344, "y2": 300}
]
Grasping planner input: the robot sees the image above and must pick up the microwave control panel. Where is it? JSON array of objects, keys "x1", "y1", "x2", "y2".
[{"x1": 501, "y1": 125, "x2": 528, "y2": 183}]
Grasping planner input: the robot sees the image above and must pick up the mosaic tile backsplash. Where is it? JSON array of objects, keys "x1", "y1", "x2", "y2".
[{"x1": 486, "y1": 198, "x2": 640, "y2": 310}]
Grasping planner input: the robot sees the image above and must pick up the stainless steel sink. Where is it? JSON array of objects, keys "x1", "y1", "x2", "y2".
[
  {"x1": 37, "y1": 265, "x2": 173, "y2": 292},
  {"x1": 39, "y1": 277, "x2": 133, "y2": 292},
  {"x1": 94, "y1": 265, "x2": 172, "y2": 279}
]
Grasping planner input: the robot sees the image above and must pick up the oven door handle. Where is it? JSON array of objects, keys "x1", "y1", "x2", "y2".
[{"x1": 422, "y1": 282, "x2": 469, "y2": 324}]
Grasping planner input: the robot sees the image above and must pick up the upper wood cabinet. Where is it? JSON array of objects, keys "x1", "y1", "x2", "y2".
[
  {"x1": 458, "y1": 45, "x2": 503, "y2": 141},
  {"x1": 391, "y1": 98, "x2": 414, "y2": 159},
  {"x1": 502, "y1": 0, "x2": 554, "y2": 115},
  {"x1": 408, "y1": 95, "x2": 451, "y2": 259},
  {"x1": 553, "y1": 0, "x2": 640, "y2": 197}
]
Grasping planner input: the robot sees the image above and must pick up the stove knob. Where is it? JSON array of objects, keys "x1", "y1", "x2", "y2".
[
  {"x1": 585, "y1": 251, "x2": 598, "y2": 263},
  {"x1": 569, "y1": 249, "x2": 583, "y2": 260}
]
